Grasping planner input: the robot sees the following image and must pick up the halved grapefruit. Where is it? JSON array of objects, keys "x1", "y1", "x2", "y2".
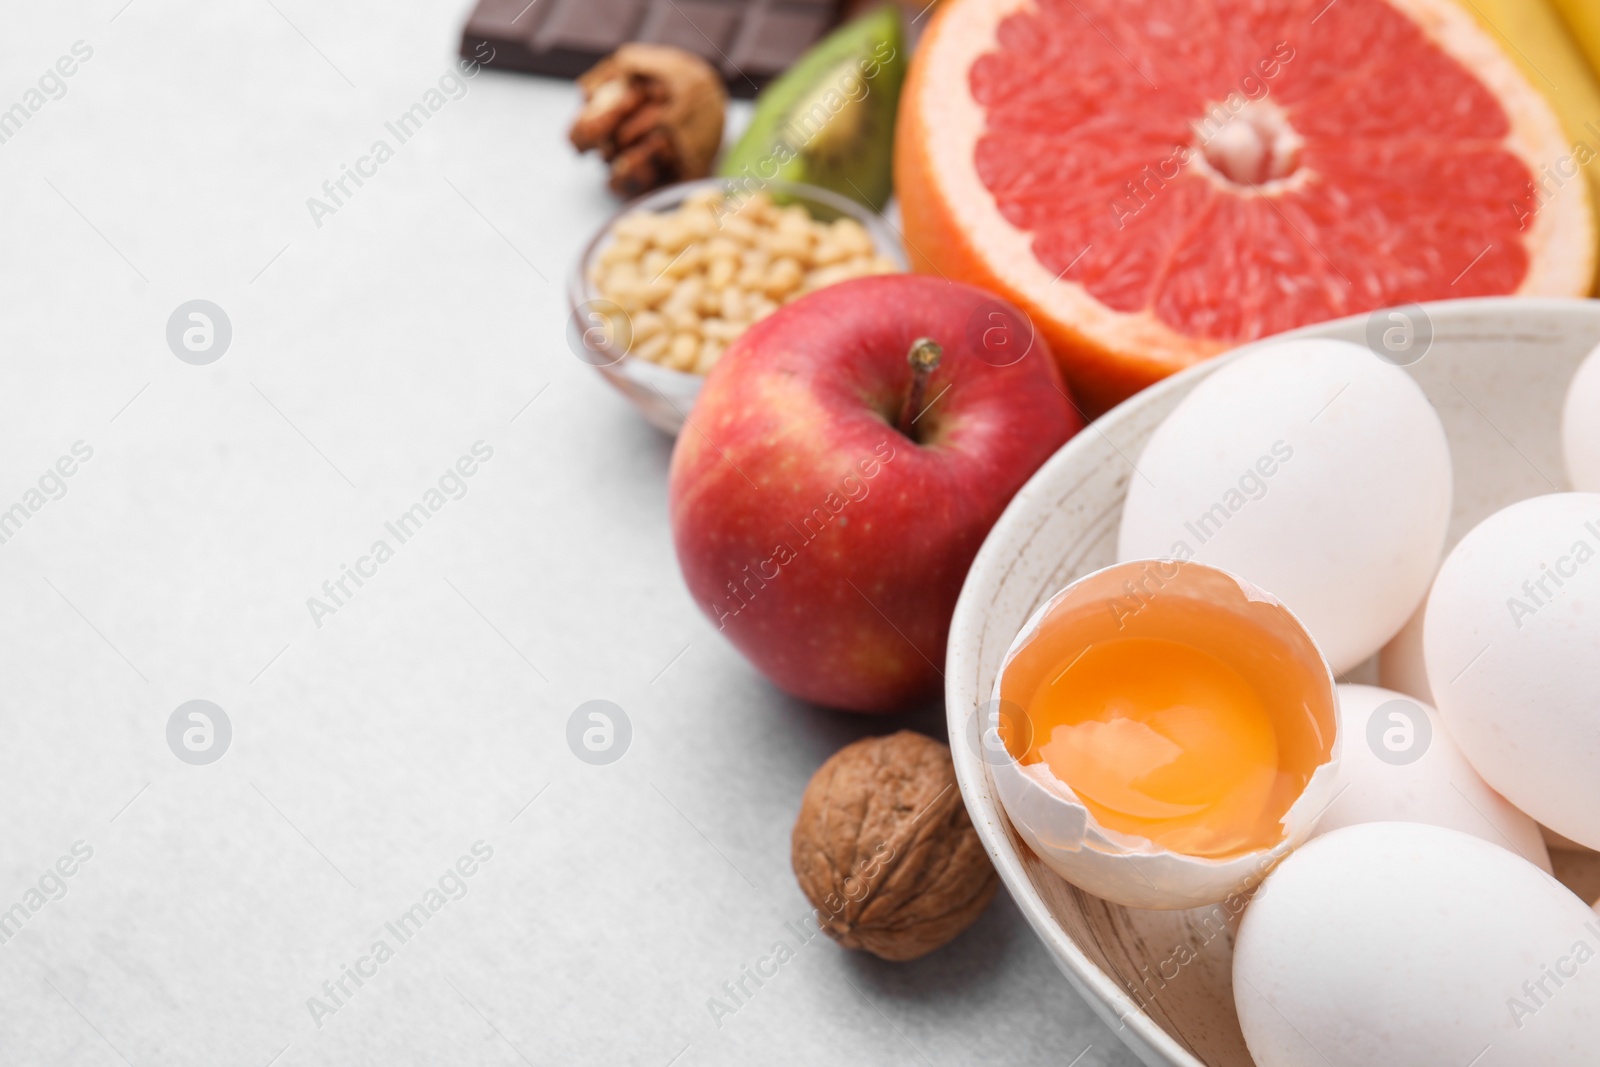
[{"x1": 897, "y1": 0, "x2": 1596, "y2": 414}]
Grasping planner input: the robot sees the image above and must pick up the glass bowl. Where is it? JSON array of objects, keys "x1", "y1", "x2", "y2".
[{"x1": 566, "y1": 177, "x2": 908, "y2": 435}]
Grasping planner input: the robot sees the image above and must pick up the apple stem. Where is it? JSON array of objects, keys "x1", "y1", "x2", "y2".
[{"x1": 897, "y1": 338, "x2": 943, "y2": 438}]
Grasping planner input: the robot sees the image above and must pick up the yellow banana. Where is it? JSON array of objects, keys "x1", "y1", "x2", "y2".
[
  {"x1": 1455, "y1": 0, "x2": 1600, "y2": 293},
  {"x1": 1550, "y1": 0, "x2": 1600, "y2": 80}
]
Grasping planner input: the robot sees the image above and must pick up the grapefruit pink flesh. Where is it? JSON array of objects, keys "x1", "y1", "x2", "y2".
[{"x1": 897, "y1": 0, "x2": 1596, "y2": 413}]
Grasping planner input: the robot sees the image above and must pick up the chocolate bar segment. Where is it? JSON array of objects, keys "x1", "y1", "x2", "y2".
[
  {"x1": 635, "y1": 0, "x2": 744, "y2": 60},
  {"x1": 460, "y1": 0, "x2": 843, "y2": 97},
  {"x1": 726, "y1": 3, "x2": 836, "y2": 77},
  {"x1": 461, "y1": 0, "x2": 549, "y2": 72}
]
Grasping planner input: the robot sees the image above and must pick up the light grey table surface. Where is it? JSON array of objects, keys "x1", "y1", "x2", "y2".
[{"x1": 0, "y1": 2, "x2": 1141, "y2": 1064}]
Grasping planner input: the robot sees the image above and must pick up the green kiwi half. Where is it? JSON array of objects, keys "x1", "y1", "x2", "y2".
[{"x1": 718, "y1": 6, "x2": 907, "y2": 212}]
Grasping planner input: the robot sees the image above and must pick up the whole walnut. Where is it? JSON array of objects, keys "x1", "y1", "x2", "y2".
[{"x1": 791, "y1": 730, "x2": 999, "y2": 961}]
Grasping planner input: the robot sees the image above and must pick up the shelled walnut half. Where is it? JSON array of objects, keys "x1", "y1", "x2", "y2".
[
  {"x1": 792, "y1": 731, "x2": 999, "y2": 961},
  {"x1": 569, "y1": 44, "x2": 727, "y2": 198}
]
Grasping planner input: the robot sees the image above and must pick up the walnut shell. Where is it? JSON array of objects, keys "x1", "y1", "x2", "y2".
[{"x1": 791, "y1": 730, "x2": 999, "y2": 961}]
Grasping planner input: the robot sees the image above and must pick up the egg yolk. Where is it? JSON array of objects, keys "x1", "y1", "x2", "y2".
[
  {"x1": 1023, "y1": 636, "x2": 1280, "y2": 857},
  {"x1": 999, "y1": 594, "x2": 1329, "y2": 859}
]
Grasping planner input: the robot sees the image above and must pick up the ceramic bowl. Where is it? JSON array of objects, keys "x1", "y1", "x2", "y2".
[
  {"x1": 568, "y1": 178, "x2": 906, "y2": 435},
  {"x1": 945, "y1": 297, "x2": 1600, "y2": 1067}
]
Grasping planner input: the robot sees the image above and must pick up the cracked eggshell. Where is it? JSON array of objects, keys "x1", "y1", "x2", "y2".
[
  {"x1": 987, "y1": 562, "x2": 1342, "y2": 911},
  {"x1": 1313, "y1": 684, "x2": 1551, "y2": 873},
  {"x1": 1117, "y1": 337, "x2": 1451, "y2": 674}
]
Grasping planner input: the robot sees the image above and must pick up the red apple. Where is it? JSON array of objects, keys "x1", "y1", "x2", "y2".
[{"x1": 667, "y1": 275, "x2": 1083, "y2": 712}]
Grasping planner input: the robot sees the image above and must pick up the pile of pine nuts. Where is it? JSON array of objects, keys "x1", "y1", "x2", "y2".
[{"x1": 589, "y1": 189, "x2": 899, "y2": 375}]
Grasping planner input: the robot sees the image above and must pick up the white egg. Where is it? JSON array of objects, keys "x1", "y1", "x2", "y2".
[
  {"x1": 987, "y1": 561, "x2": 1341, "y2": 911},
  {"x1": 1562, "y1": 342, "x2": 1600, "y2": 491},
  {"x1": 1118, "y1": 338, "x2": 1451, "y2": 673},
  {"x1": 1236, "y1": 822, "x2": 1600, "y2": 1067},
  {"x1": 1545, "y1": 824, "x2": 1592, "y2": 853},
  {"x1": 1377, "y1": 589, "x2": 1434, "y2": 704},
  {"x1": 1424, "y1": 493, "x2": 1600, "y2": 850},
  {"x1": 1314, "y1": 684, "x2": 1550, "y2": 872}
]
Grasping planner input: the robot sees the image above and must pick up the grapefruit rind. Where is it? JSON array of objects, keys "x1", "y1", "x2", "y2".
[
  {"x1": 1398, "y1": 0, "x2": 1594, "y2": 297},
  {"x1": 897, "y1": 0, "x2": 1596, "y2": 414}
]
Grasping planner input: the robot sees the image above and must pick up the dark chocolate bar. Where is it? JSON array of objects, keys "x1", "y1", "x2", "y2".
[{"x1": 460, "y1": 0, "x2": 842, "y2": 97}]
